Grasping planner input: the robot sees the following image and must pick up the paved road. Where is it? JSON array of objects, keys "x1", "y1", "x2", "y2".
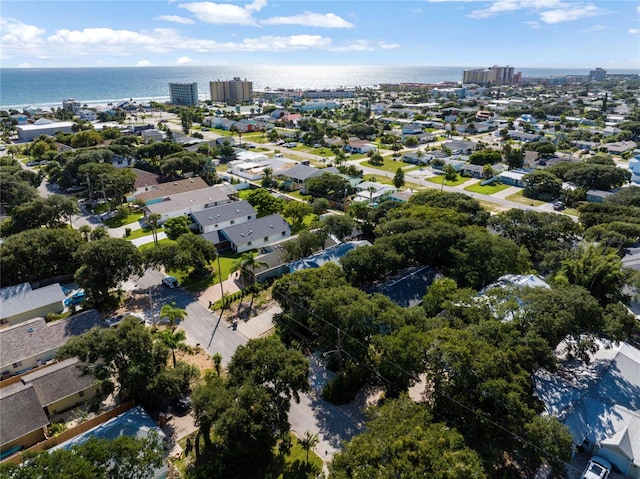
[{"x1": 128, "y1": 269, "x2": 247, "y2": 366}]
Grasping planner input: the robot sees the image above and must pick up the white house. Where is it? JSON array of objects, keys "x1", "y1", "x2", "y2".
[
  {"x1": 16, "y1": 121, "x2": 74, "y2": 142},
  {"x1": 219, "y1": 214, "x2": 291, "y2": 254},
  {"x1": 190, "y1": 200, "x2": 257, "y2": 234},
  {"x1": 354, "y1": 182, "x2": 397, "y2": 203},
  {"x1": 144, "y1": 185, "x2": 231, "y2": 223},
  {"x1": 629, "y1": 155, "x2": 640, "y2": 184}
]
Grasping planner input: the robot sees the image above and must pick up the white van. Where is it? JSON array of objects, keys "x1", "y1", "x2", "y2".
[{"x1": 274, "y1": 153, "x2": 284, "y2": 158}]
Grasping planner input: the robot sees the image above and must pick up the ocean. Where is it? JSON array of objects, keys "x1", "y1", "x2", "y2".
[{"x1": 1, "y1": 65, "x2": 638, "y2": 111}]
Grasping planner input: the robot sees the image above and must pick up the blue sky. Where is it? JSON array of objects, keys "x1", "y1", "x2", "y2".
[{"x1": 1, "y1": 0, "x2": 639, "y2": 69}]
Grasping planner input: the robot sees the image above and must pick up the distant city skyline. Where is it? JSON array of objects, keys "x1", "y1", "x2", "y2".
[{"x1": 1, "y1": 0, "x2": 639, "y2": 69}]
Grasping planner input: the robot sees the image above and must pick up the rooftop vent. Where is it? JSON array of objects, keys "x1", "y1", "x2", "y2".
[
  {"x1": 27, "y1": 327, "x2": 34, "y2": 333},
  {"x1": 236, "y1": 209, "x2": 240, "y2": 213},
  {"x1": 269, "y1": 224, "x2": 274, "y2": 228},
  {"x1": 208, "y1": 217, "x2": 213, "y2": 220}
]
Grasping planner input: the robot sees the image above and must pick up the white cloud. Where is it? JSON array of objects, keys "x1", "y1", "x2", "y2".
[
  {"x1": 329, "y1": 40, "x2": 399, "y2": 52},
  {"x1": 637, "y1": 6, "x2": 640, "y2": 14},
  {"x1": 178, "y1": 1, "x2": 264, "y2": 26},
  {"x1": 136, "y1": 60, "x2": 152, "y2": 66},
  {"x1": 629, "y1": 28, "x2": 639, "y2": 34},
  {"x1": 468, "y1": 0, "x2": 605, "y2": 24},
  {"x1": 525, "y1": 20, "x2": 541, "y2": 29},
  {"x1": 1, "y1": 17, "x2": 45, "y2": 45},
  {"x1": 261, "y1": 12, "x2": 354, "y2": 28},
  {"x1": 155, "y1": 15, "x2": 195, "y2": 24},
  {"x1": 176, "y1": 56, "x2": 193, "y2": 64},
  {"x1": 17, "y1": 62, "x2": 32, "y2": 68},
  {"x1": 539, "y1": 4, "x2": 600, "y2": 23}
]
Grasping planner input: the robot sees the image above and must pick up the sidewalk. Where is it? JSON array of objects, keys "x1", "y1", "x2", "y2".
[
  {"x1": 130, "y1": 232, "x2": 167, "y2": 247},
  {"x1": 195, "y1": 273, "x2": 243, "y2": 307}
]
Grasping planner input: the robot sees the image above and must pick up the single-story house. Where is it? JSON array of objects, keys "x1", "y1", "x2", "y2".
[
  {"x1": 49, "y1": 406, "x2": 168, "y2": 479},
  {"x1": 19, "y1": 358, "x2": 98, "y2": 417},
  {"x1": 141, "y1": 129, "x2": 163, "y2": 143},
  {"x1": 498, "y1": 170, "x2": 527, "y2": 188},
  {"x1": 443, "y1": 140, "x2": 478, "y2": 155},
  {"x1": 274, "y1": 164, "x2": 324, "y2": 192},
  {"x1": 288, "y1": 240, "x2": 372, "y2": 273},
  {"x1": 389, "y1": 190, "x2": 414, "y2": 203},
  {"x1": 354, "y1": 182, "x2": 397, "y2": 203},
  {"x1": 0, "y1": 283, "x2": 66, "y2": 328},
  {"x1": 629, "y1": 156, "x2": 640, "y2": 184},
  {"x1": 402, "y1": 151, "x2": 434, "y2": 165},
  {"x1": 144, "y1": 185, "x2": 232, "y2": 223},
  {"x1": 344, "y1": 140, "x2": 376, "y2": 154},
  {"x1": 401, "y1": 123, "x2": 424, "y2": 135},
  {"x1": 602, "y1": 126, "x2": 622, "y2": 137},
  {"x1": 132, "y1": 177, "x2": 210, "y2": 205},
  {"x1": 0, "y1": 383, "x2": 50, "y2": 455},
  {"x1": 218, "y1": 213, "x2": 291, "y2": 254},
  {"x1": 203, "y1": 116, "x2": 234, "y2": 130},
  {"x1": 190, "y1": 200, "x2": 256, "y2": 234},
  {"x1": 605, "y1": 141, "x2": 637, "y2": 155},
  {"x1": 535, "y1": 340, "x2": 640, "y2": 478},
  {"x1": 507, "y1": 130, "x2": 542, "y2": 142},
  {"x1": 229, "y1": 151, "x2": 272, "y2": 180},
  {"x1": 0, "y1": 311, "x2": 104, "y2": 379},
  {"x1": 586, "y1": 189, "x2": 614, "y2": 203},
  {"x1": 364, "y1": 265, "x2": 441, "y2": 308}
]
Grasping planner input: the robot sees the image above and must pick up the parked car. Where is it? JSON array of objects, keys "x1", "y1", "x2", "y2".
[
  {"x1": 174, "y1": 396, "x2": 192, "y2": 413},
  {"x1": 104, "y1": 313, "x2": 144, "y2": 328},
  {"x1": 553, "y1": 201, "x2": 566, "y2": 211},
  {"x1": 581, "y1": 456, "x2": 611, "y2": 479},
  {"x1": 64, "y1": 290, "x2": 86, "y2": 306},
  {"x1": 162, "y1": 276, "x2": 179, "y2": 289}
]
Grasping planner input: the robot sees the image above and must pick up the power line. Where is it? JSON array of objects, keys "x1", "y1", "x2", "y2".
[{"x1": 274, "y1": 288, "x2": 583, "y2": 474}]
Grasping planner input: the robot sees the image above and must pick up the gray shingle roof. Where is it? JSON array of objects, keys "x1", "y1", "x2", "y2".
[
  {"x1": 145, "y1": 185, "x2": 230, "y2": 215},
  {"x1": 190, "y1": 200, "x2": 256, "y2": 228},
  {"x1": 0, "y1": 283, "x2": 66, "y2": 321},
  {"x1": 0, "y1": 310, "x2": 103, "y2": 370},
  {"x1": 275, "y1": 164, "x2": 323, "y2": 182},
  {"x1": 220, "y1": 214, "x2": 290, "y2": 247},
  {"x1": 20, "y1": 358, "x2": 96, "y2": 407},
  {"x1": 0, "y1": 383, "x2": 49, "y2": 446}
]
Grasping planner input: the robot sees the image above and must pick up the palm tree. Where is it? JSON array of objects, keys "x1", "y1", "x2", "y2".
[
  {"x1": 367, "y1": 185, "x2": 377, "y2": 203},
  {"x1": 157, "y1": 329, "x2": 189, "y2": 367},
  {"x1": 160, "y1": 302, "x2": 186, "y2": 330},
  {"x1": 231, "y1": 252, "x2": 268, "y2": 316},
  {"x1": 298, "y1": 431, "x2": 319, "y2": 464},
  {"x1": 147, "y1": 213, "x2": 162, "y2": 244}
]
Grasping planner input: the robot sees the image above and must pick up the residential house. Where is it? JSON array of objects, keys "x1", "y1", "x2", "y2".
[
  {"x1": 229, "y1": 151, "x2": 272, "y2": 180},
  {"x1": 344, "y1": 140, "x2": 376, "y2": 154},
  {"x1": 0, "y1": 383, "x2": 50, "y2": 455},
  {"x1": 19, "y1": 358, "x2": 98, "y2": 417},
  {"x1": 389, "y1": 190, "x2": 414, "y2": 203},
  {"x1": 364, "y1": 265, "x2": 441, "y2": 308},
  {"x1": 0, "y1": 283, "x2": 66, "y2": 328},
  {"x1": 16, "y1": 121, "x2": 74, "y2": 142},
  {"x1": 144, "y1": 185, "x2": 232, "y2": 223},
  {"x1": 401, "y1": 123, "x2": 424, "y2": 135},
  {"x1": 49, "y1": 406, "x2": 168, "y2": 479},
  {"x1": 0, "y1": 311, "x2": 103, "y2": 379},
  {"x1": 586, "y1": 189, "x2": 614, "y2": 203},
  {"x1": 273, "y1": 163, "x2": 324, "y2": 192},
  {"x1": 605, "y1": 141, "x2": 637, "y2": 155},
  {"x1": 78, "y1": 110, "x2": 97, "y2": 121},
  {"x1": 402, "y1": 151, "x2": 434, "y2": 165},
  {"x1": 289, "y1": 240, "x2": 372, "y2": 273},
  {"x1": 218, "y1": 213, "x2": 291, "y2": 254},
  {"x1": 190, "y1": 200, "x2": 256, "y2": 234},
  {"x1": 507, "y1": 130, "x2": 542, "y2": 142},
  {"x1": 141, "y1": 129, "x2": 163, "y2": 144},
  {"x1": 498, "y1": 170, "x2": 528, "y2": 187},
  {"x1": 535, "y1": 340, "x2": 640, "y2": 478},
  {"x1": 110, "y1": 155, "x2": 132, "y2": 169},
  {"x1": 354, "y1": 181, "x2": 397, "y2": 203},
  {"x1": 132, "y1": 177, "x2": 210, "y2": 205},
  {"x1": 460, "y1": 163, "x2": 486, "y2": 179},
  {"x1": 475, "y1": 110, "x2": 494, "y2": 121},
  {"x1": 203, "y1": 117, "x2": 234, "y2": 130},
  {"x1": 443, "y1": 140, "x2": 478, "y2": 155},
  {"x1": 602, "y1": 126, "x2": 622, "y2": 137}
]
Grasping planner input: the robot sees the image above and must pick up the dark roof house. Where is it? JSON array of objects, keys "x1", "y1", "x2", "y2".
[{"x1": 0, "y1": 383, "x2": 49, "y2": 451}]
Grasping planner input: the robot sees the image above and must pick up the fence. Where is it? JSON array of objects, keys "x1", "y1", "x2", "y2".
[{"x1": 1, "y1": 400, "x2": 136, "y2": 465}]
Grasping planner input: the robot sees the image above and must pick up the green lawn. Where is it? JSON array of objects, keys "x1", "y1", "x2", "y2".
[
  {"x1": 124, "y1": 227, "x2": 163, "y2": 240},
  {"x1": 505, "y1": 190, "x2": 545, "y2": 207},
  {"x1": 138, "y1": 238, "x2": 175, "y2": 251},
  {"x1": 174, "y1": 432, "x2": 322, "y2": 479},
  {"x1": 363, "y1": 174, "x2": 393, "y2": 185},
  {"x1": 361, "y1": 158, "x2": 408, "y2": 174},
  {"x1": 103, "y1": 212, "x2": 144, "y2": 228},
  {"x1": 464, "y1": 182, "x2": 510, "y2": 195},
  {"x1": 426, "y1": 175, "x2": 467, "y2": 187}
]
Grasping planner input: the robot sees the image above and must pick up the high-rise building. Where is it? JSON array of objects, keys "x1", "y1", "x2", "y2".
[
  {"x1": 169, "y1": 82, "x2": 199, "y2": 106},
  {"x1": 209, "y1": 77, "x2": 253, "y2": 103},
  {"x1": 462, "y1": 65, "x2": 516, "y2": 85},
  {"x1": 589, "y1": 67, "x2": 607, "y2": 81}
]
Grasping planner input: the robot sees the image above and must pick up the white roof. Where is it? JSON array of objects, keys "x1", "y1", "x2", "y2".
[
  {"x1": 500, "y1": 170, "x2": 526, "y2": 180},
  {"x1": 16, "y1": 121, "x2": 74, "y2": 131}
]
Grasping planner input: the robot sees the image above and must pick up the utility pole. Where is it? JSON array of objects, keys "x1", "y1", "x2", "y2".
[{"x1": 337, "y1": 327, "x2": 343, "y2": 372}]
